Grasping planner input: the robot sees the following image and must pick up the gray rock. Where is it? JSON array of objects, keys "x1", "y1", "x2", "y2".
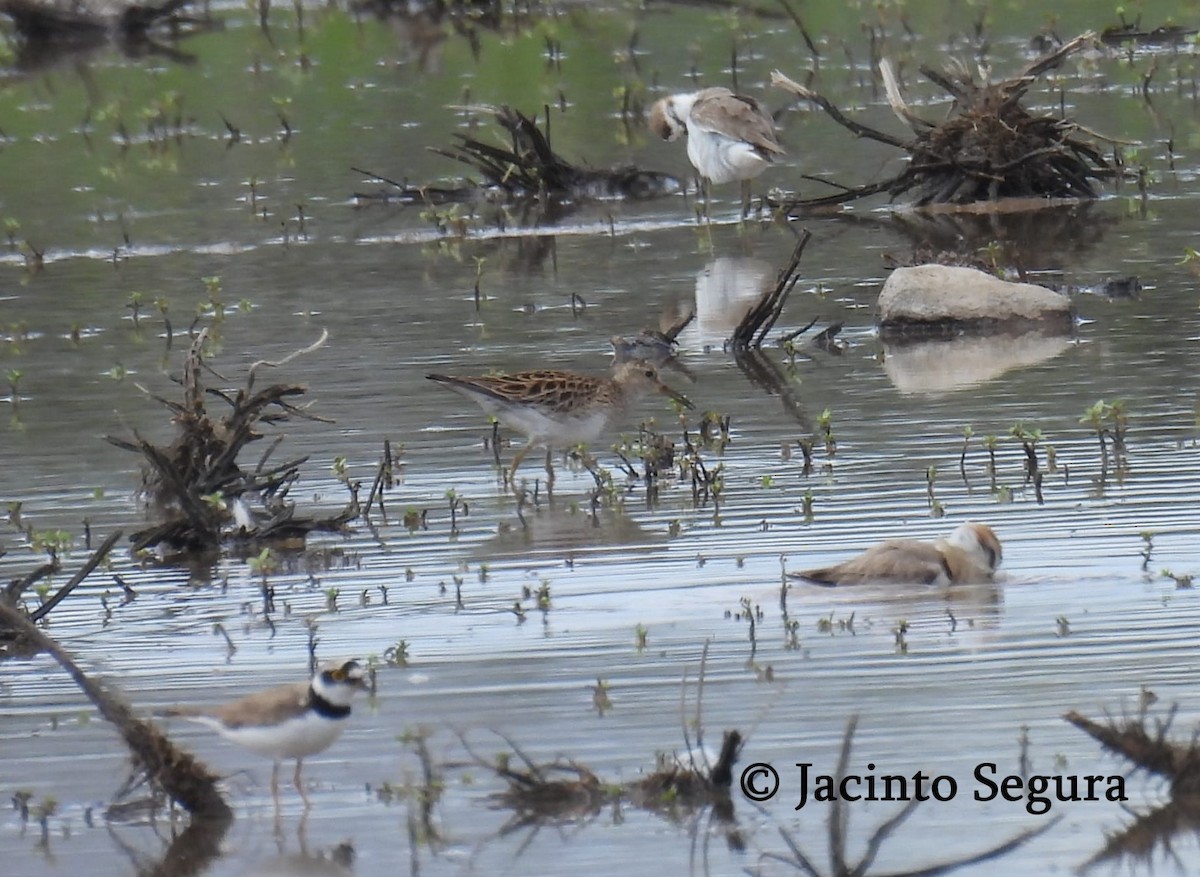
[{"x1": 877, "y1": 264, "x2": 1072, "y2": 338}]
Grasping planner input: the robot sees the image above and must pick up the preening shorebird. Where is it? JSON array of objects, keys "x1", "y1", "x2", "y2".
[
  {"x1": 790, "y1": 522, "x2": 1003, "y2": 586},
  {"x1": 648, "y1": 86, "x2": 784, "y2": 211}
]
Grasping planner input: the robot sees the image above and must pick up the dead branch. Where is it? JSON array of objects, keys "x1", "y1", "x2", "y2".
[
  {"x1": 1065, "y1": 707, "x2": 1200, "y2": 796},
  {"x1": 762, "y1": 716, "x2": 1059, "y2": 876},
  {"x1": 30, "y1": 529, "x2": 123, "y2": 621},
  {"x1": 354, "y1": 105, "x2": 682, "y2": 207},
  {"x1": 729, "y1": 229, "x2": 812, "y2": 351},
  {"x1": 0, "y1": 602, "x2": 231, "y2": 820},
  {"x1": 245, "y1": 327, "x2": 330, "y2": 389},
  {"x1": 105, "y1": 330, "x2": 356, "y2": 555},
  {"x1": 772, "y1": 70, "x2": 912, "y2": 149},
  {"x1": 770, "y1": 33, "x2": 1127, "y2": 213},
  {"x1": 0, "y1": 0, "x2": 217, "y2": 71}
]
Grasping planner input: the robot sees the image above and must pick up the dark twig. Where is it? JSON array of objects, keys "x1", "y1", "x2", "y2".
[
  {"x1": 729, "y1": 230, "x2": 813, "y2": 351},
  {"x1": 30, "y1": 530, "x2": 122, "y2": 622}
]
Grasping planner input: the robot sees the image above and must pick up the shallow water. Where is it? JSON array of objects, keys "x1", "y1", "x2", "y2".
[{"x1": 3, "y1": 2, "x2": 1200, "y2": 875}]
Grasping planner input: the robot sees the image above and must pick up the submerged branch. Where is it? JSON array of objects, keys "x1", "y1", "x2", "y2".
[
  {"x1": 0, "y1": 602, "x2": 231, "y2": 820},
  {"x1": 729, "y1": 229, "x2": 812, "y2": 351}
]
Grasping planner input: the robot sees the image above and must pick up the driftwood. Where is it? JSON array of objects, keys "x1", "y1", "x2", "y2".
[
  {"x1": 1067, "y1": 698, "x2": 1200, "y2": 871},
  {"x1": 354, "y1": 105, "x2": 682, "y2": 207},
  {"x1": 461, "y1": 726, "x2": 742, "y2": 835},
  {"x1": 0, "y1": 0, "x2": 216, "y2": 68},
  {"x1": 1, "y1": 0, "x2": 193, "y2": 39},
  {"x1": 626, "y1": 729, "x2": 741, "y2": 820},
  {"x1": 1, "y1": 530, "x2": 123, "y2": 653},
  {"x1": 723, "y1": 231, "x2": 822, "y2": 428},
  {"x1": 105, "y1": 330, "x2": 358, "y2": 556},
  {"x1": 770, "y1": 33, "x2": 1126, "y2": 213},
  {"x1": 461, "y1": 645, "x2": 742, "y2": 844},
  {"x1": 1066, "y1": 704, "x2": 1200, "y2": 796},
  {"x1": 728, "y1": 229, "x2": 812, "y2": 351},
  {"x1": 760, "y1": 716, "x2": 1059, "y2": 877},
  {"x1": 1099, "y1": 17, "x2": 1197, "y2": 46},
  {"x1": 0, "y1": 602, "x2": 231, "y2": 821}
]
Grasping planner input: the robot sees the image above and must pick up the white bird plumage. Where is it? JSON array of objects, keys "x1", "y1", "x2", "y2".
[
  {"x1": 648, "y1": 87, "x2": 784, "y2": 196},
  {"x1": 164, "y1": 659, "x2": 368, "y2": 805}
]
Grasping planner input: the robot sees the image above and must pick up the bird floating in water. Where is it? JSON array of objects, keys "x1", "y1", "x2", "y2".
[{"x1": 790, "y1": 522, "x2": 1003, "y2": 586}]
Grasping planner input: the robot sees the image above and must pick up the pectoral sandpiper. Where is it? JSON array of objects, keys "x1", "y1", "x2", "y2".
[{"x1": 427, "y1": 360, "x2": 693, "y2": 486}]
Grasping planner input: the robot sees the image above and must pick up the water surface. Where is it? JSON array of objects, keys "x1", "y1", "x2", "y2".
[{"x1": 3, "y1": 2, "x2": 1200, "y2": 875}]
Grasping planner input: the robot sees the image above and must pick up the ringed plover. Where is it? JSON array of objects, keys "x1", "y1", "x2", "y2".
[
  {"x1": 165, "y1": 659, "x2": 368, "y2": 805},
  {"x1": 790, "y1": 522, "x2": 1003, "y2": 586}
]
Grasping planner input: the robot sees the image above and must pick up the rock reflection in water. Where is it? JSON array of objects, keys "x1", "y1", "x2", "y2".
[{"x1": 882, "y1": 330, "x2": 1073, "y2": 395}]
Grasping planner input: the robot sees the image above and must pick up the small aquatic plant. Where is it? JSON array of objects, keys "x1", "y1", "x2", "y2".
[
  {"x1": 6, "y1": 368, "x2": 23, "y2": 407},
  {"x1": 926, "y1": 466, "x2": 945, "y2": 517},
  {"x1": 1161, "y1": 569, "x2": 1194, "y2": 589},
  {"x1": 983, "y1": 434, "x2": 999, "y2": 484},
  {"x1": 247, "y1": 547, "x2": 277, "y2": 578},
  {"x1": 20, "y1": 241, "x2": 44, "y2": 274},
  {"x1": 1139, "y1": 531, "x2": 1155, "y2": 571},
  {"x1": 472, "y1": 256, "x2": 486, "y2": 310},
  {"x1": 800, "y1": 489, "x2": 815, "y2": 523},
  {"x1": 818, "y1": 407, "x2": 836, "y2": 457},
  {"x1": 590, "y1": 679, "x2": 613, "y2": 716},
  {"x1": 1081, "y1": 399, "x2": 1130, "y2": 482},
  {"x1": 795, "y1": 436, "x2": 814, "y2": 476},
  {"x1": 784, "y1": 618, "x2": 801, "y2": 650},
  {"x1": 212, "y1": 622, "x2": 236, "y2": 656},
  {"x1": 959, "y1": 424, "x2": 974, "y2": 482},
  {"x1": 384, "y1": 640, "x2": 410, "y2": 667},
  {"x1": 1009, "y1": 423, "x2": 1042, "y2": 481},
  {"x1": 29, "y1": 528, "x2": 71, "y2": 559},
  {"x1": 446, "y1": 489, "x2": 468, "y2": 533},
  {"x1": 34, "y1": 795, "x2": 57, "y2": 847},
  {"x1": 127, "y1": 292, "x2": 144, "y2": 329}
]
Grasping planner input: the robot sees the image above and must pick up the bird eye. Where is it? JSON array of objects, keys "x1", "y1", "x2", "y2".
[
  {"x1": 331, "y1": 669, "x2": 345, "y2": 681},
  {"x1": 644, "y1": 369, "x2": 655, "y2": 378}
]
